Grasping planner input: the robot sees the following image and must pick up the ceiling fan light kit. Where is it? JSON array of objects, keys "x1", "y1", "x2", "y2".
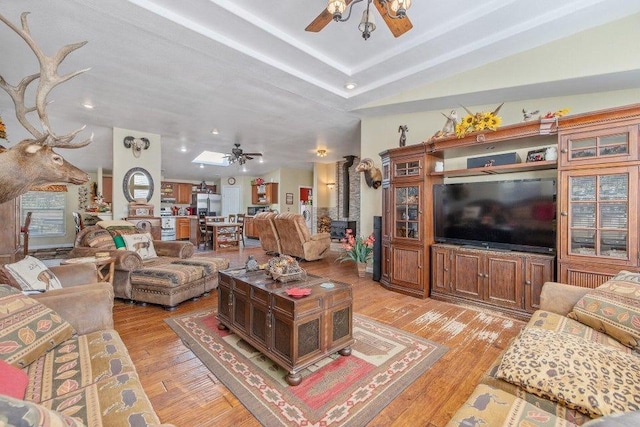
[{"x1": 315, "y1": 0, "x2": 412, "y2": 40}]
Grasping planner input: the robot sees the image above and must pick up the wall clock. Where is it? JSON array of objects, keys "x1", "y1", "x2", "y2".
[{"x1": 227, "y1": 177, "x2": 236, "y2": 185}]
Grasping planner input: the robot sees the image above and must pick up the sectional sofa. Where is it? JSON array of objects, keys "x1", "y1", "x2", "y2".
[
  {"x1": 0, "y1": 262, "x2": 174, "y2": 426},
  {"x1": 447, "y1": 272, "x2": 640, "y2": 426},
  {"x1": 69, "y1": 224, "x2": 228, "y2": 310}
]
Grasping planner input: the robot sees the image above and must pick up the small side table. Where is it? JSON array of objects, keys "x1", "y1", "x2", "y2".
[{"x1": 61, "y1": 256, "x2": 115, "y2": 285}]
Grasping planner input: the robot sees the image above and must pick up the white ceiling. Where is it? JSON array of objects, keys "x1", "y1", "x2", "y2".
[{"x1": 0, "y1": 0, "x2": 639, "y2": 181}]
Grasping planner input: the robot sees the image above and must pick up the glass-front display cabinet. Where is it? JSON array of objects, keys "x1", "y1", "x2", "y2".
[
  {"x1": 394, "y1": 185, "x2": 421, "y2": 240},
  {"x1": 560, "y1": 125, "x2": 638, "y2": 167},
  {"x1": 560, "y1": 167, "x2": 637, "y2": 266}
]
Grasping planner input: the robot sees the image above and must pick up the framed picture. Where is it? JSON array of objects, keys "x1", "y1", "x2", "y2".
[
  {"x1": 526, "y1": 148, "x2": 547, "y2": 162},
  {"x1": 286, "y1": 193, "x2": 294, "y2": 205}
]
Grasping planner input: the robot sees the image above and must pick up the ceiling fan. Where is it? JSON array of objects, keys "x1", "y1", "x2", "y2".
[
  {"x1": 225, "y1": 143, "x2": 263, "y2": 165},
  {"x1": 305, "y1": 0, "x2": 413, "y2": 39}
]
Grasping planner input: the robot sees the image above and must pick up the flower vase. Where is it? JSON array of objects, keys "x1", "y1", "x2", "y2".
[{"x1": 356, "y1": 262, "x2": 366, "y2": 278}]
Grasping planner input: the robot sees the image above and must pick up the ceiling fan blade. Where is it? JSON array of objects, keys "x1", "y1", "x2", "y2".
[
  {"x1": 245, "y1": 155, "x2": 254, "y2": 160},
  {"x1": 374, "y1": 0, "x2": 413, "y2": 38},
  {"x1": 244, "y1": 152, "x2": 262, "y2": 156},
  {"x1": 305, "y1": 0, "x2": 354, "y2": 32}
]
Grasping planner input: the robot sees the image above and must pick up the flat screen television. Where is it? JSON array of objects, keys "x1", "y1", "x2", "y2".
[{"x1": 433, "y1": 178, "x2": 556, "y2": 254}]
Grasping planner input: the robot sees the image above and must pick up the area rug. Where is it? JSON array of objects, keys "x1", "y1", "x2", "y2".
[{"x1": 166, "y1": 309, "x2": 448, "y2": 427}]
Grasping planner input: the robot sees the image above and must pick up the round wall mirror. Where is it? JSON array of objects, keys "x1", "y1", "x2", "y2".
[{"x1": 122, "y1": 167, "x2": 154, "y2": 203}]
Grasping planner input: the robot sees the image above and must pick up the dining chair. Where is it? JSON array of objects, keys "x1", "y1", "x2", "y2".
[
  {"x1": 210, "y1": 216, "x2": 225, "y2": 223},
  {"x1": 228, "y1": 213, "x2": 237, "y2": 223},
  {"x1": 199, "y1": 219, "x2": 213, "y2": 249},
  {"x1": 236, "y1": 214, "x2": 245, "y2": 246},
  {"x1": 21, "y1": 212, "x2": 32, "y2": 257}
]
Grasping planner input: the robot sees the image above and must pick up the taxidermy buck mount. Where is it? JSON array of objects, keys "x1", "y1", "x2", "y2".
[
  {"x1": 0, "y1": 11, "x2": 91, "y2": 205},
  {"x1": 355, "y1": 158, "x2": 382, "y2": 189}
]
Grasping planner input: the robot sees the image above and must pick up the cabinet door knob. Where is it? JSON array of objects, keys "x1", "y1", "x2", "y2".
[
  {"x1": 525, "y1": 280, "x2": 531, "y2": 285},
  {"x1": 560, "y1": 211, "x2": 568, "y2": 216},
  {"x1": 478, "y1": 273, "x2": 483, "y2": 277},
  {"x1": 561, "y1": 148, "x2": 568, "y2": 153},
  {"x1": 484, "y1": 273, "x2": 489, "y2": 278}
]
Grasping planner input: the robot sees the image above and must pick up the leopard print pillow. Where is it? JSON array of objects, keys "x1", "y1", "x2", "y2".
[{"x1": 496, "y1": 327, "x2": 640, "y2": 417}]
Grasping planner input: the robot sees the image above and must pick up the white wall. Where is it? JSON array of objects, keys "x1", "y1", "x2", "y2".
[{"x1": 112, "y1": 128, "x2": 162, "y2": 219}]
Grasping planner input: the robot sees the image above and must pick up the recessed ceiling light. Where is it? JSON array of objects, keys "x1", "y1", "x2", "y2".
[
  {"x1": 199, "y1": 163, "x2": 204, "y2": 168},
  {"x1": 259, "y1": 157, "x2": 264, "y2": 163},
  {"x1": 180, "y1": 146, "x2": 187, "y2": 152},
  {"x1": 82, "y1": 103, "x2": 94, "y2": 109},
  {"x1": 344, "y1": 82, "x2": 357, "y2": 90},
  {"x1": 211, "y1": 128, "x2": 219, "y2": 135}
]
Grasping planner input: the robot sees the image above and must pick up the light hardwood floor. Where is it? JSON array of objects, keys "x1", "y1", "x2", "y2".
[{"x1": 114, "y1": 244, "x2": 525, "y2": 427}]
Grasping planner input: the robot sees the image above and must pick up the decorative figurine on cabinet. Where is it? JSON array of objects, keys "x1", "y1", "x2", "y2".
[{"x1": 398, "y1": 125, "x2": 408, "y2": 147}]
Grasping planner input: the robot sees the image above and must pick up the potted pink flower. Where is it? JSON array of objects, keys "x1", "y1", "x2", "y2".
[{"x1": 337, "y1": 229, "x2": 375, "y2": 278}]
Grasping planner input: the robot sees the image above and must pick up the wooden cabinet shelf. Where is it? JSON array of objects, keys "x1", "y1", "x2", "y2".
[
  {"x1": 432, "y1": 160, "x2": 557, "y2": 178},
  {"x1": 251, "y1": 183, "x2": 278, "y2": 205}
]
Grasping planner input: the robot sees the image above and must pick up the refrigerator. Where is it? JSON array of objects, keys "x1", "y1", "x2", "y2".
[{"x1": 193, "y1": 193, "x2": 222, "y2": 216}]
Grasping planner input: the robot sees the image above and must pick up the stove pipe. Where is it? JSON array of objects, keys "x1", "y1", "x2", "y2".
[{"x1": 342, "y1": 155, "x2": 356, "y2": 218}]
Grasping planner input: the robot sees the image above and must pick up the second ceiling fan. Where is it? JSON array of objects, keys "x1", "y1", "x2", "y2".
[
  {"x1": 225, "y1": 143, "x2": 262, "y2": 165},
  {"x1": 306, "y1": 0, "x2": 413, "y2": 40}
]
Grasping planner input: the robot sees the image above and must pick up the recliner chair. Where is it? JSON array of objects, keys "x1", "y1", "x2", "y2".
[
  {"x1": 254, "y1": 212, "x2": 281, "y2": 255},
  {"x1": 273, "y1": 212, "x2": 330, "y2": 261}
]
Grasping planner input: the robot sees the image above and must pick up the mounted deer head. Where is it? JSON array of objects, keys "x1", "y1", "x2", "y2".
[{"x1": 0, "y1": 11, "x2": 91, "y2": 204}]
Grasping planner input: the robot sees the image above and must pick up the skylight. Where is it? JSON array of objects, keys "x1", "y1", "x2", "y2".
[{"x1": 192, "y1": 150, "x2": 229, "y2": 166}]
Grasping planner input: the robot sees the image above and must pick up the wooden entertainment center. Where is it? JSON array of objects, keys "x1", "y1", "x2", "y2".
[{"x1": 380, "y1": 104, "x2": 640, "y2": 318}]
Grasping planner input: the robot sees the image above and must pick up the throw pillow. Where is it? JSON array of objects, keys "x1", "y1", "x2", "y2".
[
  {"x1": 113, "y1": 234, "x2": 126, "y2": 249},
  {"x1": 0, "y1": 394, "x2": 86, "y2": 427},
  {"x1": 568, "y1": 270, "x2": 640, "y2": 350},
  {"x1": 0, "y1": 359, "x2": 28, "y2": 399},
  {"x1": 122, "y1": 233, "x2": 158, "y2": 260},
  {"x1": 0, "y1": 285, "x2": 75, "y2": 368},
  {"x1": 496, "y1": 327, "x2": 640, "y2": 417},
  {"x1": 83, "y1": 228, "x2": 116, "y2": 250},
  {"x1": 4, "y1": 256, "x2": 62, "y2": 291}
]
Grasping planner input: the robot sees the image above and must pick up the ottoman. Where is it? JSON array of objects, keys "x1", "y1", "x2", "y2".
[
  {"x1": 171, "y1": 257, "x2": 229, "y2": 293},
  {"x1": 129, "y1": 263, "x2": 206, "y2": 310}
]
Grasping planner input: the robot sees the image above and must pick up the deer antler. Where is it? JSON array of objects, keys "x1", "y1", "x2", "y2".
[{"x1": 0, "y1": 12, "x2": 92, "y2": 148}]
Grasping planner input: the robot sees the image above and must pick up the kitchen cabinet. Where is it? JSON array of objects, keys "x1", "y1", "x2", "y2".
[
  {"x1": 244, "y1": 216, "x2": 258, "y2": 239},
  {"x1": 160, "y1": 182, "x2": 175, "y2": 202},
  {"x1": 251, "y1": 183, "x2": 278, "y2": 205},
  {"x1": 102, "y1": 176, "x2": 112, "y2": 203},
  {"x1": 161, "y1": 182, "x2": 193, "y2": 204},
  {"x1": 431, "y1": 244, "x2": 554, "y2": 318},
  {"x1": 176, "y1": 217, "x2": 190, "y2": 240},
  {"x1": 176, "y1": 183, "x2": 193, "y2": 204}
]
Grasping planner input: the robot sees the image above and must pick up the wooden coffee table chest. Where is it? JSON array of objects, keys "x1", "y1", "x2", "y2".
[{"x1": 217, "y1": 269, "x2": 353, "y2": 385}]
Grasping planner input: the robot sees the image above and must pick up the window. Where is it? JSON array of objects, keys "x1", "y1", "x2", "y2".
[{"x1": 21, "y1": 192, "x2": 66, "y2": 237}]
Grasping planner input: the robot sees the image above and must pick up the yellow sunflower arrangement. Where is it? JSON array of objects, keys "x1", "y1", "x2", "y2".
[
  {"x1": 0, "y1": 115, "x2": 6, "y2": 140},
  {"x1": 455, "y1": 103, "x2": 503, "y2": 138}
]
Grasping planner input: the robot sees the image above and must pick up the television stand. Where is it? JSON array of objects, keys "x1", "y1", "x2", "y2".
[
  {"x1": 431, "y1": 243, "x2": 555, "y2": 319},
  {"x1": 460, "y1": 244, "x2": 511, "y2": 252}
]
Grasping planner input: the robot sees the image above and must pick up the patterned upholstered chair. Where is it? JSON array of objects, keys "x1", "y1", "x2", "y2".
[
  {"x1": 254, "y1": 212, "x2": 281, "y2": 255},
  {"x1": 273, "y1": 213, "x2": 330, "y2": 261}
]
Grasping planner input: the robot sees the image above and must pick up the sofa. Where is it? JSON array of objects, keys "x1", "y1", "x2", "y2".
[
  {"x1": 0, "y1": 262, "x2": 174, "y2": 426},
  {"x1": 69, "y1": 224, "x2": 228, "y2": 310},
  {"x1": 273, "y1": 212, "x2": 331, "y2": 261},
  {"x1": 447, "y1": 272, "x2": 640, "y2": 426}
]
